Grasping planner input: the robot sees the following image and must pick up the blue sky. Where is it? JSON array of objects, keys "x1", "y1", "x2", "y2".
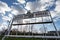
[
  {"x1": 0, "y1": 0, "x2": 60, "y2": 33},
  {"x1": 0, "y1": 0, "x2": 18, "y2": 6}
]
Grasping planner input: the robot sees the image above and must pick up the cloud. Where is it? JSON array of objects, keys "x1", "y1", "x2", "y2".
[
  {"x1": 25, "y1": 2, "x2": 40, "y2": 12},
  {"x1": 2, "y1": 16, "x2": 11, "y2": 21},
  {"x1": 0, "y1": 1, "x2": 27, "y2": 32},
  {"x1": 13, "y1": 2, "x2": 19, "y2": 5},
  {"x1": 0, "y1": 1, "x2": 11, "y2": 15},
  {"x1": 0, "y1": 22, "x2": 8, "y2": 31},
  {"x1": 17, "y1": 0, "x2": 26, "y2": 4},
  {"x1": 50, "y1": 0, "x2": 60, "y2": 22},
  {"x1": 54, "y1": 0, "x2": 60, "y2": 14},
  {"x1": 8, "y1": 14, "x2": 13, "y2": 18},
  {"x1": 50, "y1": 11, "x2": 57, "y2": 18},
  {"x1": 0, "y1": 1, "x2": 12, "y2": 31},
  {"x1": 11, "y1": 5, "x2": 27, "y2": 15},
  {"x1": 25, "y1": 2, "x2": 43, "y2": 11},
  {"x1": 25, "y1": 0, "x2": 56, "y2": 12}
]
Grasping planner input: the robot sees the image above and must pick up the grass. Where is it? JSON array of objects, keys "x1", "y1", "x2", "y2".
[
  {"x1": 0, "y1": 37, "x2": 42, "y2": 40},
  {"x1": 0, "y1": 35, "x2": 4, "y2": 40},
  {"x1": 5, "y1": 37, "x2": 43, "y2": 40}
]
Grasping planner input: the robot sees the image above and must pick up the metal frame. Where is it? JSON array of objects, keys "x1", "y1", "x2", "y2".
[
  {"x1": 2, "y1": 10, "x2": 60, "y2": 40},
  {"x1": 4, "y1": 35, "x2": 60, "y2": 38}
]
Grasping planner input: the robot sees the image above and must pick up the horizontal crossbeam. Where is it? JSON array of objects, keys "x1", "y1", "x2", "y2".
[
  {"x1": 5, "y1": 35, "x2": 60, "y2": 38},
  {"x1": 12, "y1": 21, "x2": 53, "y2": 25}
]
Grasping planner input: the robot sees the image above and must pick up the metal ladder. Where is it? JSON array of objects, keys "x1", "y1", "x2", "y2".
[{"x1": 2, "y1": 18, "x2": 14, "y2": 40}]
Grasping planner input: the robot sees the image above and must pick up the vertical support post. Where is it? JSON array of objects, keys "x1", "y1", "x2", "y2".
[
  {"x1": 29, "y1": 21, "x2": 30, "y2": 35},
  {"x1": 7, "y1": 18, "x2": 14, "y2": 35},
  {"x1": 20, "y1": 25, "x2": 22, "y2": 34},
  {"x1": 31, "y1": 24, "x2": 33, "y2": 35},
  {"x1": 16, "y1": 20, "x2": 18, "y2": 35},
  {"x1": 17, "y1": 20, "x2": 19, "y2": 35},
  {"x1": 23, "y1": 15, "x2": 25, "y2": 35},
  {"x1": 49, "y1": 11, "x2": 59, "y2": 36},
  {"x1": 35, "y1": 13, "x2": 37, "y2": 34},
  {"x1": 41, "y1": 16, "x2": 46, "y2": 36},
  {"x1": 2, "y1": 18, "x2": 14, "y2": 40}
]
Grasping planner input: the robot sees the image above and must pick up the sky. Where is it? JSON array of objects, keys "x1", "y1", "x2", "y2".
[{"x1": 0, "y1": 0, "x2": 60, "y2": 33}]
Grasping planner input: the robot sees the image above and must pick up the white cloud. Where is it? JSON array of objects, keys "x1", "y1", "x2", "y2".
[
  {"x1": 50, "y1": 11, "x2": 57, "y2": 18},
  {"x1": 13, "y1": 2, "x2": 19, "y2": 5},
  {"x1": 25, "y1": 2, "x2": 40, "y2": 12},
  {"x1": 0, "y1": 1, "x2": 12, "y2": 32},
  {"x1": 11, "y1": 6, "x2": 27, "y2": 15},
  {"x1": 8, "y1": 14, "x2": 13, "y2": 18},
  {"x1": 17, "y1": 0, "x2": 26, "y2": 4},
  {"x1": 50, "y1": 0, "x2": 60, "y2": 22},
  {"x1": 55, "y1": 0, "x2": 60, "y2": 12},
  {"x1": 2, "y1": 16, "x2": 11, "y2": 21},
  {"x1": 0, "y1": 22, "x2": 8, "y2": 31},
  {"x1": 25, "y1": 2, "x2": 31, "y2": 10},
  {"x1": 0, "y1": 1, "x2": 27, "y2": 32},
  {"x1": 0, "y1": 1, "x2": 11, "y2": 15},
  {"x1": 25, "y1": 0, "x2": 55, "y2": 12},
  {"x1": 40, "y1": 0, "x2": 55, "y2": 3},
  {"x1": 55, "y1": 0, "x2": 60, "y2": 13}
]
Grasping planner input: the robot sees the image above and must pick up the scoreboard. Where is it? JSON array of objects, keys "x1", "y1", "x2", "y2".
[{"x1": 14, "y1": 11, "x2": 50, "y2": 20}]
